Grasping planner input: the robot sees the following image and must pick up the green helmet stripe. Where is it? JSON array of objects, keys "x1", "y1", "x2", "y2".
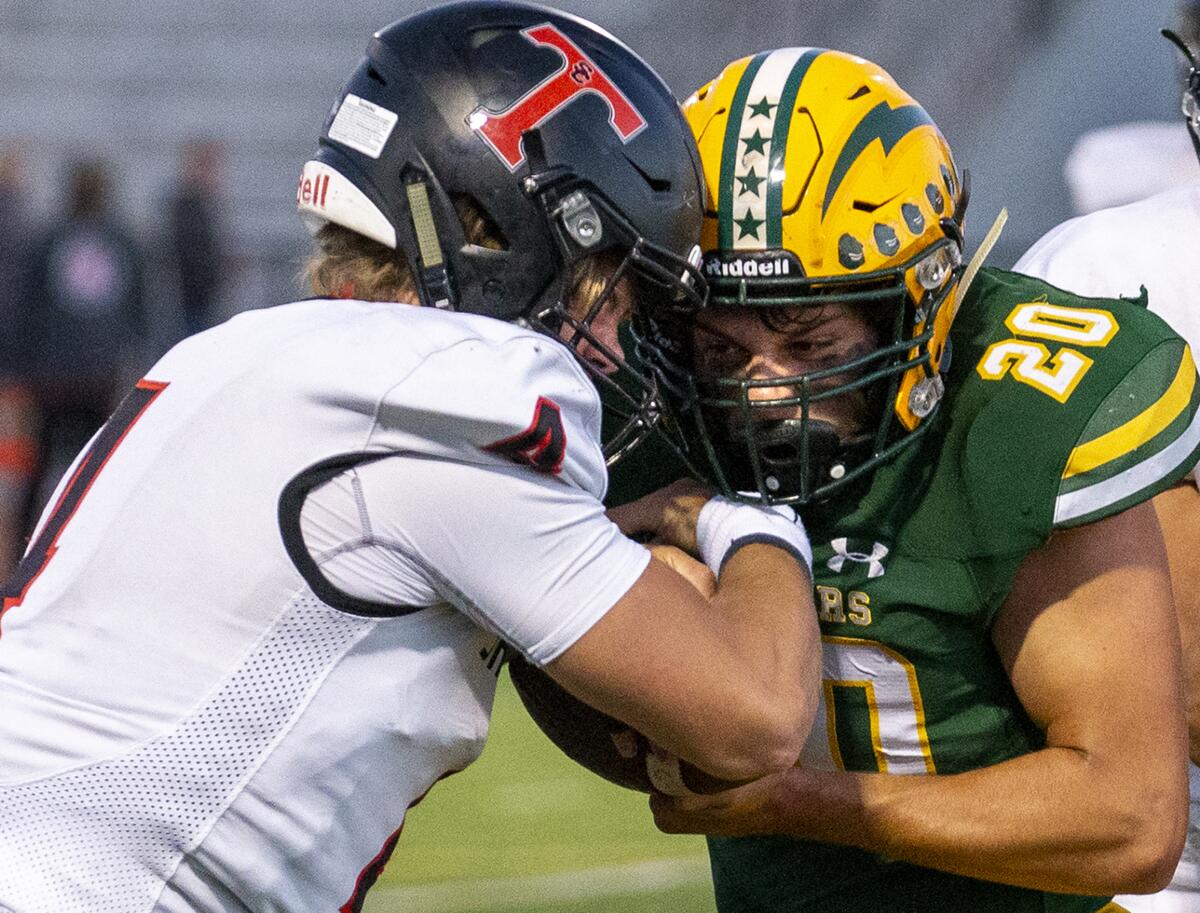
[
  {"x1": 821, "y1": 101, "x2": 935, "y2": 218},
  {"x1": 718, "y1": 52, "x2": 769, "y2": 250},
  {"x1": 765, "y1": 49, "x2": 822, "y2": 247}
]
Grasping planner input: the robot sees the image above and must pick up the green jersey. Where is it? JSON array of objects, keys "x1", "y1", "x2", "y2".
[{"x1": 608, "y1": 268, "x2": 1200, "y2": 912}]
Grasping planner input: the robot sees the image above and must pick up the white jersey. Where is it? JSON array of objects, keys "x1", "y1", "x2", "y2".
[
  {"x1": 1015, "y1": 181, "x2": 1200, "y2": 482},
  {"x1": 1016, "y1": 186, "x2": 1200, "y2": 907},
  {"x1": 1062, "y1": 122, "x2": 1198, "y2": 215},
  {"x1": 0, "y1": 299, "x2": 650, "y2": 913}
]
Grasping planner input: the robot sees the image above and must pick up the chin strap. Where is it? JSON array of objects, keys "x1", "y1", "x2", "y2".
[
  {"x1": 946, "y1": 207, "x2": 1007, "y2": 327},
  {"x1": 403, "y1": 170, "x2": 454, "y2": 310}
]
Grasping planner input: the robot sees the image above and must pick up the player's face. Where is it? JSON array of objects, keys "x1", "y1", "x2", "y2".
[
  {"x1": 692, "y1": 301, "x2": 881, "y2": 439},
  {"x1": 560, "y1": 259, "x2": 634, "y2": 376}
]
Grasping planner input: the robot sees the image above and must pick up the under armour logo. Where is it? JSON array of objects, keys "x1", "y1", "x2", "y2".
[{"x1": 826, "y1": 537, "x2": 889, "y2": 579}]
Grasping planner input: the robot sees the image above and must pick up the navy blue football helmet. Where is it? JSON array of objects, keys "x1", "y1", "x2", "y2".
[{"x1": 298, "y1": 1, "x2": 707, "y2": 463}]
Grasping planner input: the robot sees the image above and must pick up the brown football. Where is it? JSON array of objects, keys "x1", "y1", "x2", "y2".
[{"x1": 507, "y1": 653, "x2": 751, "y2": 796}]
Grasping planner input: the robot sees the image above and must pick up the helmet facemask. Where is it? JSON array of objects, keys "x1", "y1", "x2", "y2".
[
  {"x1": 1163, "y1": 28, "x2": 1200, "y2": 165},
  {"x1": 518, "y1": 132, "x2": 707, "y2": 465},
  {"x1": 646, "y1": 234, "x2": 963, "y2": 505}
]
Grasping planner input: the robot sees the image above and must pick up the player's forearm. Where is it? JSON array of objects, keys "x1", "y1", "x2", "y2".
[
  {"x1": 771, "y1": 747, "x2": 1184, "y2": 895},
  {"x1": 550, "y1": 546, "x2": 818, "y2": 783},
  {"x1": 712, "y1": 545, "x2": 820, "y2": 691},
  {"x1": 709, "y1": 545, "x2": 822, "y2": 756}
]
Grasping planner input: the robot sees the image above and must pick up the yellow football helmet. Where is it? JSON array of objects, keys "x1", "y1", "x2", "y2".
[{"x1": 646, "y1": 48, "x2": 968, "y2": 505}]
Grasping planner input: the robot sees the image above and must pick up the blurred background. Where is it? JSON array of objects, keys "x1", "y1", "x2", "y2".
[
  {"x1": 1, "y1": 0, "x2": 1197, "y2": 910},
  {"x1": 0, "y1": 0, "x2": 1192, "y2": 327}
]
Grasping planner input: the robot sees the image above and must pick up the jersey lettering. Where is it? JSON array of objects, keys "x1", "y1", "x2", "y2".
[
  {"x1": 1, "y1": 379, "x2": 168, "y2": 633},
  {"x1": 468, "y1": 23, "x2": 648, "y2": 170},
  {"x1": 483, "y1": 395, "x2": 567, "y2": 474},
  {"x1": 976, "y1": 301, "x2": 1118, "y2": 402},
  {"x1": 814, "y1": 585, "x2": 872, "y2": 626},
  {"x1": 802, "y1": 637, "x2": 936, "y2": 774}
]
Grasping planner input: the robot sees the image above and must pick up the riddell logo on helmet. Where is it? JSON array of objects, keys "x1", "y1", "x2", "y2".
[
  {"x1": 703, "y1": 256, "x2": 793, "y2": 278},
  {"x1": 468, "y1": 23, "x2": 648, "y2": 171},
  {"x1": 297, "y1": 172, "x2": 331, "y2": 209}
]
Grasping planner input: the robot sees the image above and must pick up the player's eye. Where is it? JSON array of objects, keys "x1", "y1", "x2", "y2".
[
  {"x1": 785, "y1": 336, "x2": 827, "y2": 357},
  {"x1": 693, "y1": 337, "x2": 750, "y2": 375}
]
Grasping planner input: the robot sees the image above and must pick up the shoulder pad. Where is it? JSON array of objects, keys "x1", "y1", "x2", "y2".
[
  {"x1": 945, "y1": 269, "x2": 1200, "y2": 540},
  {"x1": 366, "y1": 313, "x2": 608, "y2": 498}
]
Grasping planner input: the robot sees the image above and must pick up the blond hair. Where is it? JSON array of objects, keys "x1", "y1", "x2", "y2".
[
  {"x1": 303, "y1": 194, "x2": 510, "y2": 302},
  {"x1": 304, "y1": 197, "x2": 622, "y2": 317},
  {"x1": 565, "y1": 250, "x2": 627, "y2": 323},
  {"x1": 303, "y1": 225, "x2": 417, "y2": 302}
]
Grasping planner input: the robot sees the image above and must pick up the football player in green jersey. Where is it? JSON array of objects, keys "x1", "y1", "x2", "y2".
[{"x1": 618, "y1": 47, "x2": 1200, "y2": 913}]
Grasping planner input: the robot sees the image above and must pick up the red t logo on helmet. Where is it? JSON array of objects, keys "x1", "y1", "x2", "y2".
[{"x1": 469, "y1": 24, "x2": 648, "y2": 171}]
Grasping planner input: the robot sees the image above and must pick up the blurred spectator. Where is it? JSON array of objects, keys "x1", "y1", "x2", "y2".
[
  {"x1": 0, "y1": 147, "x2": 33, "y2": 326},
  {"x1": 21, "y1": 157, "x2": 146, "y2": 535},
  {"x1": 0, "y1": 147, "x2": 39, "y2": 580},
  {"x1": 166, "y1": 138, "x2": 227, "y2": 337}
]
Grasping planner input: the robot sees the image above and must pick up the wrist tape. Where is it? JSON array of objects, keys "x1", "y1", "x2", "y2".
[{"x1": 695, "y1": 496, "x2": 813, "y2": 577}]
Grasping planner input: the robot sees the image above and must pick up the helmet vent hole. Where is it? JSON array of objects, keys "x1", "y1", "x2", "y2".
[
  {"x1": 623, "y1": 155, "x2": 672, "y2": 193},
  {"x1": 452, "y1": 194, "x2": 509, "y2": 251},
  {"x1": 848, "y1": 85, "x2": 871, "y2": 100},
  {"x1": 367, "y1": 66, "x2": 387, "y2": 87}
]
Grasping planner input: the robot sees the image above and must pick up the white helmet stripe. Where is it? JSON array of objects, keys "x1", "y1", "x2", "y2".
[
  {"x1": 296, "y1": 160, "x2": 398, "y2": 250},
  {"x1": 728, "y1": 48, "x2": 815, "y2": 251}
]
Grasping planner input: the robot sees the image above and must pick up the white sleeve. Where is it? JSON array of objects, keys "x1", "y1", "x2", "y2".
[
  {"x1": 1013, "y1": 213, "x2": 1140, "y2": 300},
  {"x1": 299, "y1": 453, "x2": 651, "y2": 666}
]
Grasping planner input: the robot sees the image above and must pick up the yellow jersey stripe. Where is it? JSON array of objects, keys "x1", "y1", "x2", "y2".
[
  {"x1": 1054, "y1": 401, "x2": 1200, "y2": 525},
  {"x1": 1063, "y1": 346, "x2": 1197, "y2": 480}
]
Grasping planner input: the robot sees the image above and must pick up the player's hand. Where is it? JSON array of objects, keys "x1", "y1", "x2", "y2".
[
  {"x1": 649, "y1": 769, "x2": 789, "y2": 837},
  {"x1": 648, "y1": 544, "x2": 716, "y2": 598},
  {"x1": 607, "y1": 479, "x2": 711, "y2": 556}
]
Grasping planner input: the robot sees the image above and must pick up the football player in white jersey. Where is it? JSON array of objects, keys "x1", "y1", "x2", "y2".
[
  {"x1": 0, "y1": 4, "x2": 824, "y2": 912},
  {"x1": 1015, "y1": 23, "x2": 1200, "y2": 913}
]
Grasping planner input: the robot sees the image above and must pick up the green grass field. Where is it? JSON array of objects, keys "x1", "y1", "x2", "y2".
[{"x1": 365, "y1": 669, "x2": 718, "y2": 913}]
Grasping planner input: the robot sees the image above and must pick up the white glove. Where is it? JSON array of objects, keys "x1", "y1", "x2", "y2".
[{"x1": 695, "y1": 496, "x2": 812, "y2": 577}]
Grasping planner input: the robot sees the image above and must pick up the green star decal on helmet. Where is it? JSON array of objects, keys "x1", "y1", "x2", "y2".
[
  {"x1": 738, "y1": 166, "x2": 765, "y2": 197},
  {"x1": 714, "y1": 47, "x2": 823, "y2": 250},
  {"x1": 742, "y1": 129, "x2": 769, "y2": 155},
  {"x1": 748, "y1": 97, "x2": 778, "y2": 119},
  {"x1": 735, "y1": 210, "x2": 765, "y2": 239}
]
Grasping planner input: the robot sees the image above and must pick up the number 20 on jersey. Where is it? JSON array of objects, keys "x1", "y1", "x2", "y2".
[{"x1": 976, "y1": 301, "x2": 1118, "y2": 402}]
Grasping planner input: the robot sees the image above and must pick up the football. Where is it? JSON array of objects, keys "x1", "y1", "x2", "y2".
[{"x1": 508, "y1": 653, "x2": 751, "y2": 796}]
